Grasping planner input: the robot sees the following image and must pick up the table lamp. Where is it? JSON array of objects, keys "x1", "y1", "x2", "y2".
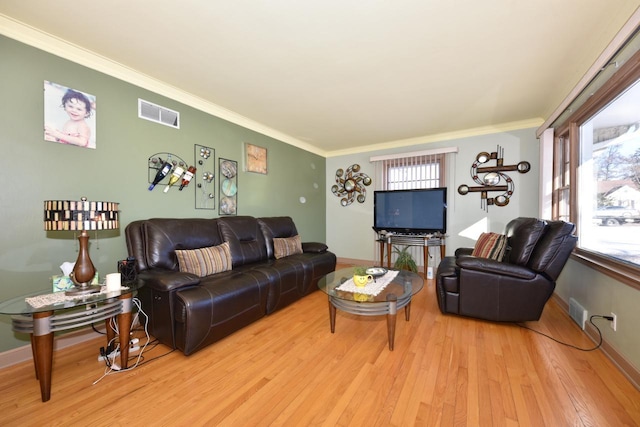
[{"x1": 44, "y1": 198, "x2": 119, "y2": 295}]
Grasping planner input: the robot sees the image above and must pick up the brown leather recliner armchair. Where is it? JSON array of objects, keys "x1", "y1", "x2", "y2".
[{"x1": 436, "y1": 217, "x2": 577, "y2": 322}]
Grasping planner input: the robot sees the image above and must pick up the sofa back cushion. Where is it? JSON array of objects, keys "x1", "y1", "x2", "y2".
[
  {"x1": 143, "y1": 218, "x2": 223, "y2": 270},
  {"x1": 218, "y1": 216, "x2": 268, "y2": 267},
  {"x1": 528, "y1": 220, "x2": 577, "y2": 278},
  {"x1": 504, "y1": 217, "x2": 547, "y2": 266},
  {"x1": 257, "y1": 217, "x2": 299, "y2": 259}
]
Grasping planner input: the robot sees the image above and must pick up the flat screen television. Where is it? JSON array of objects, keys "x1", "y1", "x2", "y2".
[{"x1": 373, "y1": 188, "x2": 447, "y2": 234}]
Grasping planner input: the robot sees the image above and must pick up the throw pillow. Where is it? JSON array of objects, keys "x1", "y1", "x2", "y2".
[
  {"x1": 471, "y1": 232, "x2": 507, "y2": 261},
  {"x1": 175, "y1": 242, "x2": 232, "y2": 277},
  {"x1": 273, "y1": 235, "x2": 303, "y2": 259}
]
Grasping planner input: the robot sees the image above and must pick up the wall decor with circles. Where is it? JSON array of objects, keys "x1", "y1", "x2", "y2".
[
  {"x1": 457, "y1": 145, "x2": 531, "y2": 211},
  {"x1": 219, "y1": 158, "x2": 238, "y2": 215},
  {"x1": 331, "y1": 164, "x2": 372, "y2": 207},
  {"x1": 194, "y1": 144, "x2": 216, "y2": 210}
]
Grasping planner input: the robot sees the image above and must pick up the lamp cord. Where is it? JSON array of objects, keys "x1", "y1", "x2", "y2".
[{"x1": 515, "y1": 315, "x2": 608, "y2": 352}]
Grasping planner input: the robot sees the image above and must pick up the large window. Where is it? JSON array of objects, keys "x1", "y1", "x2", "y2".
[
  {"x1": 552, "y1": 49, "x2": 640, "y2": 287},
  {"x1": 578, "y1": 80, "x2": 640, "y2": 266}
]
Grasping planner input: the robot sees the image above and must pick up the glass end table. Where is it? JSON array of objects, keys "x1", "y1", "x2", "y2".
[{"x1": 0, "y1": 283, "x2": 141, "y2": 402}]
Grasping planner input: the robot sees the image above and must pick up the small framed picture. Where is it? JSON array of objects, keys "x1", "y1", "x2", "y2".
[{"x1": 244, "y1": 143, "x2": 267, "y2": 174}]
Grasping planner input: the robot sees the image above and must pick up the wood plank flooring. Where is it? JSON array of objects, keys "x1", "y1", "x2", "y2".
[{"x1": 1, "y1": 266, "x2": 639, "y2": 426}]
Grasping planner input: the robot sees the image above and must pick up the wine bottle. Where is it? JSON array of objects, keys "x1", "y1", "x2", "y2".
[
  {"x1": 163, "y1": 166, "x2": 185, "y2": 193},
  {"x1": 148, "y1": 158, "x2": 173, "y2": 191},
  {"x1": 179, "y1": 166, "x2": 197, "y2": 190}
]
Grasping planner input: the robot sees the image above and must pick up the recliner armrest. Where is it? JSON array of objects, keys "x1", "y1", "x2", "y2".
[
  {"x1": 456, "y1": 256, "x2": 536, "y2": 280},
  {"x1": 302, "y1": 242, "x2": 328, "y2": 253},
  {"x1": 138, "y1": 269, "x2": 201, "y2": 293},
  {"x1": 455, "y1": 247, "x2": 474, "y2": 257}
]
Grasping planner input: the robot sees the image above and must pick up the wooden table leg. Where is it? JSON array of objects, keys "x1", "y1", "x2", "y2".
[
  {"x1": 405, "y1": 301, "x2": 411, "y2": 321},
  {"x1": 386, "y1": 294, "x2": 397, "y2": 351},
  {"x1": 32, "y1": 311, "x2": 54, "y2": 402},
  {"x1": 328, "y1": 297, "x2": 336, "y2": 333},
  {"x1": 423, "y1": 245, "x2": 428, "y2": 279},
  {"x1": 118, "y1": 294, "x2": 133, "y2": 369}
]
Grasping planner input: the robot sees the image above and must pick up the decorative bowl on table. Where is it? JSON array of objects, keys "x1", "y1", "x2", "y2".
[{"x1": 365, "y1": 267, "x2": 387, "y2": 278}]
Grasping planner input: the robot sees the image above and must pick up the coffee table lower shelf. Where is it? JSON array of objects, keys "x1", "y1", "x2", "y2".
[{"x1": 328, "y1": 293, "x2": 412, "y2": 351}]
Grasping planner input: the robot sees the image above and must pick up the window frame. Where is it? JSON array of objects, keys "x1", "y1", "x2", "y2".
[{"x1": 554, "y1": 49, "x2": 640, "y2": 291}]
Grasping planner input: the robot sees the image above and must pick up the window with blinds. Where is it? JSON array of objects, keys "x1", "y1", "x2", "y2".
[{"x1": 375, "y1": 153, "x2": 446, "y2": 190}]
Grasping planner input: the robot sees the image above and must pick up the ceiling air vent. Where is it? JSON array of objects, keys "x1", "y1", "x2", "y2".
[{"x1": 138, "y1": 99, "x2": 180, "y2": 129}]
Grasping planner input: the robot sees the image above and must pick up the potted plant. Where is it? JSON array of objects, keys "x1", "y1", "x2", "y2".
[{"x1": 393, "y1": 246, "x2": 418, "y2": 273}]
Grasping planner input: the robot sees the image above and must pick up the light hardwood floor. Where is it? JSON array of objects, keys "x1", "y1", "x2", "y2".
[{"x1": 1, "y1": 266, "x2": 639, "y2": 426}]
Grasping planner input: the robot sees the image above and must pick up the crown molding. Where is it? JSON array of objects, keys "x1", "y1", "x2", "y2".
[
  {"x1": 325, "y1": 118, "x2": 544, "y2": 158},
  {"x1": 0, "y1": 14, "x2": 326, "y2": 157}
]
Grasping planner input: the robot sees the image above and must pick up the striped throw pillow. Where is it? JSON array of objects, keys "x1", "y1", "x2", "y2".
[
  {"x1": 175, "y1": 242, "x2": 232, "y2": 277},
  {"x1": 471, "y1": 232, "x2": 507, "y2": 260},
  {"x1": 273, "y1": 235, "x2": 303, "y2": 259}
]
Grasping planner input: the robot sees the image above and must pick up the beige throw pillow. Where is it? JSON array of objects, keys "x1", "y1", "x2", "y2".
[
  {"x1": 273, "y1": 235, "x2": 303, "y2": 259},
  {"x1": 175, "y1": 242, "x2": 232, "y2": 277}
]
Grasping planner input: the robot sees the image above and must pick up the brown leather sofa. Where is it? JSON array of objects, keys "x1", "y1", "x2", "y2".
[
  {"x1": 436, "y1": 217, "x2": 577, "y2": 322},
  {"x1": 126, "y1": 216, "x2": 336, "y2": 355}
]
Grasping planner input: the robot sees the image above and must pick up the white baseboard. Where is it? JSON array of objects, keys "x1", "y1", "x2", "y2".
[{"x1": 0, "y1": 325, "x2": 106, "y2": 370}]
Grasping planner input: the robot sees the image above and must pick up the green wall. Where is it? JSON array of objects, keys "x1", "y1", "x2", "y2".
[{"x1": 0, "y1": 35, "x2": 327, "y2": 352}]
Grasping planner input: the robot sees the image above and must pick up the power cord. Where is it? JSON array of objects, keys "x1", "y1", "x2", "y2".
[
  {"x1": 515, "y1": 314, "x2": 612, "y2": 352},
  {"x1": 94, "y1": 297, "x2": 150, "y2": 384}
]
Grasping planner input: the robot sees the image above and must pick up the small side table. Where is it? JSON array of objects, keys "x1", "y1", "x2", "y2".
[
  {"x1": 377, "y1": 233, "x2": 446, "y2": 271},
  {"x1": 0, "y1": 284, "x2": 140, "y2": 402}
]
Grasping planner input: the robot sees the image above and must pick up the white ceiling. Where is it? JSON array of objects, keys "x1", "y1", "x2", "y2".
[{"x1": 1, "y1": 1, "x2": 639, "y2": 156}]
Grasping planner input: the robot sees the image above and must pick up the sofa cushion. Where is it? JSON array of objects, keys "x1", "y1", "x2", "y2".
[
  {"x1": 140, "y1": 218, "x2": 223, "y2": 270},
  {"x1": 273, "y1": 235, "x2": 303, "y2": 259},
  {"x1": 504, "y1": 218, "x2": 547, "y2": 266},
  {"x1": 257, "y1": 216, "x2": 299, "y2": 259},
  {"x1": 528, "y1": 220, "x2": 577, "y2": 277},
  {"x1": 471, "y1": 232, "x2": 507, "y2": 260},
  {"x1": 218, "y1": 216, "x2": 268, "y2": 267},
  {"x1": 175, "y1": 242, "x2": 232, "y2": 277}
]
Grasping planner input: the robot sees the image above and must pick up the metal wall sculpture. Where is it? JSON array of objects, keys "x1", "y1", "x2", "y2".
[
  {"x1": 331, "y1": 164, "x2": 372, "y2": 206},
  {"x1": 458, "y1": 145, "x2": 530, "y2": 211}
]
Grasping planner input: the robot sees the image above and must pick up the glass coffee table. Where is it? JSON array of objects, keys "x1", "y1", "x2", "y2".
[
  {"x1": 318, "y1": 267, "x2": 424, "y2": 350},
  {"x1": 0, "y1": 284, "x2": 140, "y2": 402}
]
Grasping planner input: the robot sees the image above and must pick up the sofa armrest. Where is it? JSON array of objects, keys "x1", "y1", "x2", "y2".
[
  {"x1": 138, "y1": 269, "x2": 201, "y2": 293},
  {"x1": 456, "y1": 256, "x2": 536, "y2": 280},
  {"x1": 302, "y1": 242, "x2": 328, "y2": 253}
]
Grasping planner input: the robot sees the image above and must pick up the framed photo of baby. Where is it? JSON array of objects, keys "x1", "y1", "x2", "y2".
[{"x1": 44, "y1": 81, "x2": 97, "y2": 149}]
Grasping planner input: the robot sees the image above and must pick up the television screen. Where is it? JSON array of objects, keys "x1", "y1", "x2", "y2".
[{"x1": 373, "y1": 188, "x2": 447, "y2": 234}]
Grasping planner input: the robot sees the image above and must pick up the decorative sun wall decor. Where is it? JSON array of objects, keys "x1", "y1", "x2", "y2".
[
  {"x1": 331, "y1": 164, "x2": 372, "y2": 206},
  {"x1": 457, "y1": 145, "x2": 530, "y2": 211}
]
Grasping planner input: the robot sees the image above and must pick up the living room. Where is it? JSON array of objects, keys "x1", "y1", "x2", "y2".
[{"x1": 1, "y1": 2, "x2": 640, "y2": 424}]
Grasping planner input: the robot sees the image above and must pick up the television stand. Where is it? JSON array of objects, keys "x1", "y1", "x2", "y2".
[{"x1": 377, "y1": 233, "x2": 446, "y2": 271}]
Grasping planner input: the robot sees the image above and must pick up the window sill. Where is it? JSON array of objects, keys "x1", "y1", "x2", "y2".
[{"x1": 572, "y1": 248, "x2": 640, "y2": 291}]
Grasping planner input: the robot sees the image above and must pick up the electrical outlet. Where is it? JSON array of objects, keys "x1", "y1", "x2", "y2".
[{"x1": 610, "y1": 312, "x2": 617, "y2": 331}]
